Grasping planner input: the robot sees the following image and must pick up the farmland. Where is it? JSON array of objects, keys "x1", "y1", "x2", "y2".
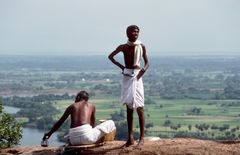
[{"x1": 1, "y1": 55, "x2": 240, "y2": 140}]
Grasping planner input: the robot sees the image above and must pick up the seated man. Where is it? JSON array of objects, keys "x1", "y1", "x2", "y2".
[{"x1": 42, "y1": 91, "x2": 116, "y2": 145}]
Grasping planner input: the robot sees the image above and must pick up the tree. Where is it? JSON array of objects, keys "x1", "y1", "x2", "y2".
[
  {"x1": 187, "y1": 107, "x2": 202, "y2": 115},
  {"x1": 36, "y1": 116, "x2": 54, "y2": 129},
  {"x1": 0, "y1": 102, "x2": 22, "y2": 148},
  {"x1": 163, "y1": 120, "x2": 172, "y2": 127},
  {"x1": 110, "y1": 109, "x2": 140, "y2": 140},
  {"x1": 224, "y1": 75, "x2": 240, "y2": 99},
  {"x1": 110, "y1": 108, "x2": 126, "y2": 121},
  {"x1": 195, "y1": 123, "x2": 209, "y2": 131},
  {"x1": 188, "y1": 124, "x2": 192, "y2": 131},
  {"x1": 145, "y1": 97, "x2": 156, "y2": 105},
  {"x1": 218, "y1": 124, "x2": 230, "y2": 132},
  {"x1": 114, "y1": 121, "x2": 128, "y2": 140},
  {"x1": 145, "y1": 122, "x2": 154, "y2": 129}
]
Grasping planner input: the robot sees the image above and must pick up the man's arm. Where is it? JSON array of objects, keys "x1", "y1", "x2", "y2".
[
  {"x1": 90, "y1": 105, "x2": 96, "y2": 127},
  {"x1": 43, "y1": 106, "x2": 71, "y2": 140},
  {"x1": 108, "y1": 46, "x2": 125, "y2": 70},
  {"x1": 137, "y1": 45, "x2": 149, "y2": 80}
]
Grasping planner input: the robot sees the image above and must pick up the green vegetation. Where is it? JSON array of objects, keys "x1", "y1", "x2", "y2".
[
  {"x1": 0, "y1": 101, "x2": 22, "y2": 148},
  {"x1": 1, "y1": 94, "x2": 72, "y2": 129},
  {"x1": 1, "y1": 55, "x2": 240, "y2": 142}
]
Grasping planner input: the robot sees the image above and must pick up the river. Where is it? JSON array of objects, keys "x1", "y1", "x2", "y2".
[{"x1": 3, "y1": 106, "x2": 64, "y2": 146}]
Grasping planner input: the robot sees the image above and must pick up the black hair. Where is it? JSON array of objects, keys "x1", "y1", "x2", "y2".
[
  {"x1": 126, "y1": 25, "x2": 140, "y2": 37},
  {"x1": 75, "y1": 91, "x2": 89, "y2": 102}
]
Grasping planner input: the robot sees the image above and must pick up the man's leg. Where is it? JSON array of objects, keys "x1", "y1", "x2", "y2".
[
  {"x1": 126, "y1": 105, "x2": 134, "y2": 146},
  {"x1": 136, "y1": 107, "x2": 144, "y2": 147}
]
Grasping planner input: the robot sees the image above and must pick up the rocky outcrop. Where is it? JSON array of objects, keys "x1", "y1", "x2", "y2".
[
  {"x1": 0, "y1": 146, "x2": 60, "y2": 155},
  {"x1": 1, "y1": 139, "x2": 240, "y2": 155}
]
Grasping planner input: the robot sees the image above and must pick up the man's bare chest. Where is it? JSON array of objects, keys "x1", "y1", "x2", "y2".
[{"x1": 122, "y1": 46, "x2": 135, "y2": 57}]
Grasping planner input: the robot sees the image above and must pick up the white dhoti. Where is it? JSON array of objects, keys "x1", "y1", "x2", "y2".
[
  {"x1": 69, "y1": 120, "x2": 116, "y2": 145},
  {"x1": 121, "y1": 68, "x2": 144, "y2": 109}
]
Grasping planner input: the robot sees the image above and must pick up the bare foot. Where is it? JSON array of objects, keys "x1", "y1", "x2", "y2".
[
  {"x1": 126, "y1": 139, "x2": 135, "y2": 147},
  {"x1": 135, "y1": 139, "x2": 144, "y2": 149},
  {"x1": 121, "y1": 138, "x2": 135, "y2": 148}
]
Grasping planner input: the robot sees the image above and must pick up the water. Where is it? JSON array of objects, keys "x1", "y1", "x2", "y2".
[
  {"x1": 3, "y1": 105, "x2": 20, "y2": 114},
  {"x1": 3, "y1": 106, "x2": 64, "y2": 146},
  {"x1": 21, "y1": 128, "x2": 64, "y2": 146}
]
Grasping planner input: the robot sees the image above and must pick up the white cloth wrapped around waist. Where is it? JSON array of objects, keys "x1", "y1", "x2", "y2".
[
  {"x1": 69, "y1": 124, "x2": 91, "y2": 140},
  {"x1": 121, "y1": 68, "x2": 144, "y2": 109},
  {"x1": 69, "y1": 120, "x2": 116, "y2": 145}
]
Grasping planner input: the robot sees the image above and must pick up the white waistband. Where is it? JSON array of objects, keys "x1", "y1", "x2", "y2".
[
  {"x1": 69, "y1": 124, "x2": 92, "y2": 133},
  {"x1": 123, "y1": 68, "x2": 140, "y2": 76}
]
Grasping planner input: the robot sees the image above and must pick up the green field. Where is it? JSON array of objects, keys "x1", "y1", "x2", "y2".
[
  {"x1": 53, "y1": 96, "x2": 240, "y2": 139},
  {"x1": 1, "y1": 55, "x2": 240, "y2": 140}
]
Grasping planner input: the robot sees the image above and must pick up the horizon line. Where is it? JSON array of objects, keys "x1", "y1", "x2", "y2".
[{"x1": 0, "y1": 51, "x2": 240, "y2": 57}]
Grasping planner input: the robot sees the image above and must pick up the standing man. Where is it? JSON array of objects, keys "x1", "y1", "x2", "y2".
[{"x1": 108, "y1": 25, "x2": 149, "y2": 147}]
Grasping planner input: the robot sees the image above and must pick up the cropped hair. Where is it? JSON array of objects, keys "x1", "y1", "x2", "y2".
[
  {"x1": 126, "y1": 25, "x2": 140, "y2": 36},
  {"x1": 75, "y1": 91, "x2": 89, "y2": 102}
]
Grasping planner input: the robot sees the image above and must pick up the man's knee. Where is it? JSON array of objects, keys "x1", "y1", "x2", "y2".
[
  {"x1": 137, "y1": 107, "x2": 144, "y2": 117},
  {"x1": 126, "y1": 105, "x2": 134, "y2": 111},
  {"x1": 137, "y1": 107, "x2": 144, "y2": 113},
  {"x1": 106, "y1": 120, "x2": 115, "y2": 127},
  {"x1": 102, "y1": 120, "x2": 116, "y2": 130}
]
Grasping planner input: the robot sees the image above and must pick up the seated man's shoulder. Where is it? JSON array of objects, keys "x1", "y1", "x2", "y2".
[
  {"x1": 65, "y1": 103, "x2": 74, "y2": 113},
  {"x1": 68, "y1": 103, "x2": 75, "y2": 109},
  {"x1": 88, "y1": 102, "x2": 95, "y2": 108}
]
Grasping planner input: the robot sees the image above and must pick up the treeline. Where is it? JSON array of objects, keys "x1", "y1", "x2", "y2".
[
  {"x1": 74, "y1": 68, "x2": 240, "y2": 100},
  {"x1": 103, "y1": 109, "x2": 240, "y2": 141},
  {"x1": 144, "y1": 72, "x2": 240, "y2": 100},
  {"x1": 1, "y1": 94, "x2": 74, "y2": 129},
  {"x1": 157, "y1": 121, "x2": 240, "y2": 140},
  {"x1": 1, "y1": 56, "x2": 240, "y2": 100},
  {"x1": 1, "y1": 93, "x2": 74, "y2": 107}
]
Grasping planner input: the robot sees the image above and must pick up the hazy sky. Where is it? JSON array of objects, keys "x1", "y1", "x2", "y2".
[{"x1": 0, "y1": 0, "x2": 239, "y2": 55}]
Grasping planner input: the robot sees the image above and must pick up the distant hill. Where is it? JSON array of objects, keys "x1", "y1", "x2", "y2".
[{"x1": 0, "y1": 55, "x2": 240, "y2": 71}]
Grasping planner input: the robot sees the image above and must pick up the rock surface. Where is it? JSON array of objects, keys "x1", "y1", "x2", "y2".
[{"x1": 1, "y1": 138, "x2": 240, "y2": 155}]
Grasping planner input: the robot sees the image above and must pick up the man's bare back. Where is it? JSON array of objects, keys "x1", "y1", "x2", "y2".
[
  {"x1": 70, "y1": 101, "x2": 95, "y2": 128},
  {"x1": 43, "y1": 91, "x2": 116, "y2": 145},
  {"x1": 43, "y1": 91, "x2": 96, "y2": 140}
]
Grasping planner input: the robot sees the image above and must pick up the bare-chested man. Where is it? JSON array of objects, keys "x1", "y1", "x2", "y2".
[
  {"x1": 42, "y1": 91, "x2": 116, "y2": 145},
  {"x1": 108, "y1": 25, "x2": 149, "y2": 147}
]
